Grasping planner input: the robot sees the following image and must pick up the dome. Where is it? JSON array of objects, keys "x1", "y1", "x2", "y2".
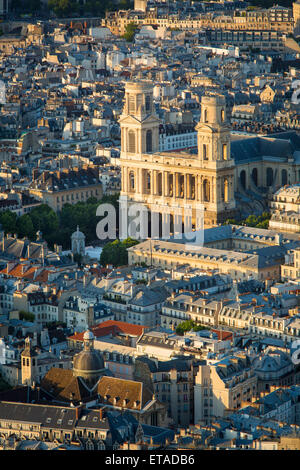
[
  {"x1": 73, "y1": 329, "x2": 105, "y2": 385},
  {"x1": 83, "y1": 330, "x2": 94, "y2": 341},
  {"x1": 73, "y1": 348, "x2": 104, "y2": 373},
  {"x1": 71, "y1": 226, "x2": 85, "y2": 240}
]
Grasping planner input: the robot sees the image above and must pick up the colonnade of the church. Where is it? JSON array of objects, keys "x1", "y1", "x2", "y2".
[{"x1": 122, "y1": 167, "x2": 235, "y2": 204}]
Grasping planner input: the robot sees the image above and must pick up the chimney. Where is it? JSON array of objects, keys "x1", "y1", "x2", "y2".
[
  {"x1": 99, "y1": 407, "x2": 103, "y2": 420},
  {"x1": 75, "y1": 405, "x2": 81, "y2": 421},
  {"x1": 32, "y1": 168, "x2": 39, "y2": 181},
  {"x1": 42, "y1": 171, "x2": 49, "y2": 183}
]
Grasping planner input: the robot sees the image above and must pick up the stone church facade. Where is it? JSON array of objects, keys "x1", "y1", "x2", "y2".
[{"x1": 120, "y1": 80, "x2": 300, "y2": 229}]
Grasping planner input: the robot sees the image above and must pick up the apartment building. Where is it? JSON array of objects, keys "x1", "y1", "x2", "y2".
[
  {"x1": 194, "y1": 354, "x2": 258, "y2": 424},
  {"x1": 29, "y1": 166, "x2": 103, "y2": 212},
  {"x1": 134, "y1": 356, "x2": 199, "y2": 427},
  {"x1": 161, "y1": 292, "x2": 222, "y2": 330}
]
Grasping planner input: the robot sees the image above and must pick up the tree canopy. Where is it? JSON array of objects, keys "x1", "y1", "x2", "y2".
[
  {"x1": 100, "y1": 237, "x2": 139, "y2": 267},
  {"x1": 0, "y1": 193, "x2": 120, "y2": 250},
  {"x1": 47, "y1": 0, "x2": 132, "y2": 18},
  {"x1": 123, "y1": 22, "x2": 138, "y2": 42},
  {"x1": 225, "y1": 212, "x2": 271, "y2": 229},
  {"x1": 175, "y1": 320, "x2": 209, "y2": 336}
]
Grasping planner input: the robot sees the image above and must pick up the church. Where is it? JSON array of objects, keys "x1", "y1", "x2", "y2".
[
  {"x1": 119, "y1": 81, "x2": 300, "y2": 229},
  {"x1": 19, "y1": 330, "x2": 168, "y2": 428}
]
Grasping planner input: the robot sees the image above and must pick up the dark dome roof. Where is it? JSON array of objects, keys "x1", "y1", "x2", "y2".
[{"x1": 73, "y1": 349, "x2": 104, "y2": 373}]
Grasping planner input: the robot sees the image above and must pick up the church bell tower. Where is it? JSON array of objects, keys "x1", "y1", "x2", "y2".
[
  {"x1": 119, "y1": 81, "x2": 160, "y2": 158},
  {"x1": 195, "y1": 94, "x2": 236, "y2": 226}
]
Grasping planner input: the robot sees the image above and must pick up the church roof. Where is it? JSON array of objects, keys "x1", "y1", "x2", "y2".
[
  {"x1": 231, "y1": 136, "x2": 292, "y2": 164},
  {"x1": 73, "y1": 348, "x2": 105, "y2": 374},
  {"x1": 71, "y1": 226, "x2": 85, "y2": 239},
  {"x1": 97, "y1": 376, "x2": 153, "y2": 411},
  {"x1": 230, "y1": 131, "x2": 300, "y2": 164},
  {"x1": 40, "y1": 368, "x2": 92, "y2": 403}
]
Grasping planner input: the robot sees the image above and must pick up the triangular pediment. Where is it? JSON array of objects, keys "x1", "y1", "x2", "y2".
[{"x1": 119, "y1": 113, "x2": 160, "y2": 125}]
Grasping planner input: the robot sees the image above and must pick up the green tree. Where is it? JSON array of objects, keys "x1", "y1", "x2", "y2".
[
  {"x1": 58, "y1": 193, "x2": 120, "y2": 248},
  {"x1": 48, "y1": 0, "x2": 72, "y2": 16},
  {"x1": 0, "y1": 211, "x2": 17, "y2": 235},
  {"x1": 11, "y1": 0, "x2": 41, "y2": 12},
  {"x1": 19, "y1": 310, "x2": 35, "y2": 322},
  {"x1": 16, "y1": 214, "x2": 35, "y2": 239},
  {"x1": 100, "y1": 237, "x2": 138, "y2": 267},
  {"x1": 175, "y1": 320, "x2": 209, "y2": 336},
  {"x1": 28, "y1": 204, "x2": 59, "y2": 245},
  {"x1": 123, "y1": 22, "x2": 138, "y2": 42}
]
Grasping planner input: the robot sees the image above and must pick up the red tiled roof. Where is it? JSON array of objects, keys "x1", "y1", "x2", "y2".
[
  {"x1": 68, "y1": 320, "x2": 148, "y2": 342},
  {"x1": 0, "y1": 264, "x2": 50, "y2": 281},
  {"x1": 212, "y1": 329, "x2": 233, "y2": 342}
]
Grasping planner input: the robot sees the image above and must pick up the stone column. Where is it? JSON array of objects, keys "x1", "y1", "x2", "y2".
[
  {"x1": 138, "y1": 168, "x2": 143, "y2": 195},
  {"x1": 124, "y1": 127, "x2": 127, "y2": 154},
  {"x1": 123, "y1": 167, "x2": 128, "y2": 193},
  {"x1": 230, "y1": 175, "x2": 234, "y2": 201},
  {"x1": 141, "y1": 129, "x2": 146, "y2": 154},
  {"x1": 136, "y1": 128, "x2": 141, "y2": 154},
  {"x1": 196, "y1": 175, "x2": 200, "y2": 202},
  {"x1": 160, "y1": 172, "x2": 165, "y2": 197},
  {"x1": 175, "y1": 173, "x2": 179, "y2": 199},
  {"x1": 153, "y1": 170, "x2": 157, "y2": 196},
  {"x1": 164, "y1": 171, "x2": 169, "y2": 197},
  {"x1": 185, "y1": 174, "x2": 189, "y2": 200}
]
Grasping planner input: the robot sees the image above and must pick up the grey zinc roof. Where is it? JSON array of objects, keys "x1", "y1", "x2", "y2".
[
  {"x1": 0, "y1": 402, "x2": 76, "y2": 430},
  {"x1": 230, "y1": 132, "x2": 300, "y2": 164},
  {"x1": 129, "y1": 287, "x2": 168, "y2": 307},
  {"x1": 76, "y1": 408, "x2": 110, "y2": 430},
  {"x1": 136, "y1": 356, "x2": 193, "y2": 373}
]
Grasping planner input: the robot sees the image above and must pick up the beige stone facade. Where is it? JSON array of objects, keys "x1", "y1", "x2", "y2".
[
  {"x1": 194, "y1": 354, "x2": 258, "y2": 424},
  {"x1": 120, "y1": 81, "x2": 236, "y2": 229},
  {"x1": 102, "y1": 8, "x2": 294, "y2": 38}
]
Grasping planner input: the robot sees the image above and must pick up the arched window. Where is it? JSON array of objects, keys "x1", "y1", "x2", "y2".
[
  {"x1": 145, "y1": 95, "x2": 151, "y2": 112},
  {"x1": 190, "y1": 176, "x2": 195, "y2": 199},
  {"x1": 98, "y1": 440, "x2": 106, "y2": 450},
  {"x1": 240, "y1": 170, "x2": 246, "y2": 190},
  {"x1": 224, "y1": 178, "x2": 229, "y2": 203},
  {"x1": 222, "y1": 143, "x2": 228, "y2": 160},
  {"x1": 203, "y1": 179, "x2": 210, "y2": 202},
  {"x1": 129, "y1": 171, "x2": 135, "y2": 191},
  {"x1": 137, "y1": 94, "x2": 143, "y2": 111},
  {"x1": 129, "y1": 95, "x2": 135, "y2": 114},
  {"x1": 252, "y1": 168, "x2": 258, "y2": 186},
  {"x1": 147, "y1": 172, "x2": 151, "y2": 191},
  {"x1": 282, "y1": 169, "x2": 287, "y2": 186},
  {"x1": 168, "y1": 173, "x2": 173, "y2": 196},
  {"x1": 266, "y1": 167, "x2": 273, "y2": 187},
  {"x1": 204, "y1": 109, "x2": 208, "y2": 123},
  {"x1": 203, "y1": 144, "x2": 208, "y2": 160},
  {"x1": 146, "y1": 130, "x2": 152, "y2": 152},
  {"x1": 158, "y1": 172, "x2": 162, "y2": 196},
  {"x1": 128, "y1": 130, "x2": 136, "y2": 153},
  {"x1": 221, "y1": 109, "x2": 225, "y2": 122}
]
